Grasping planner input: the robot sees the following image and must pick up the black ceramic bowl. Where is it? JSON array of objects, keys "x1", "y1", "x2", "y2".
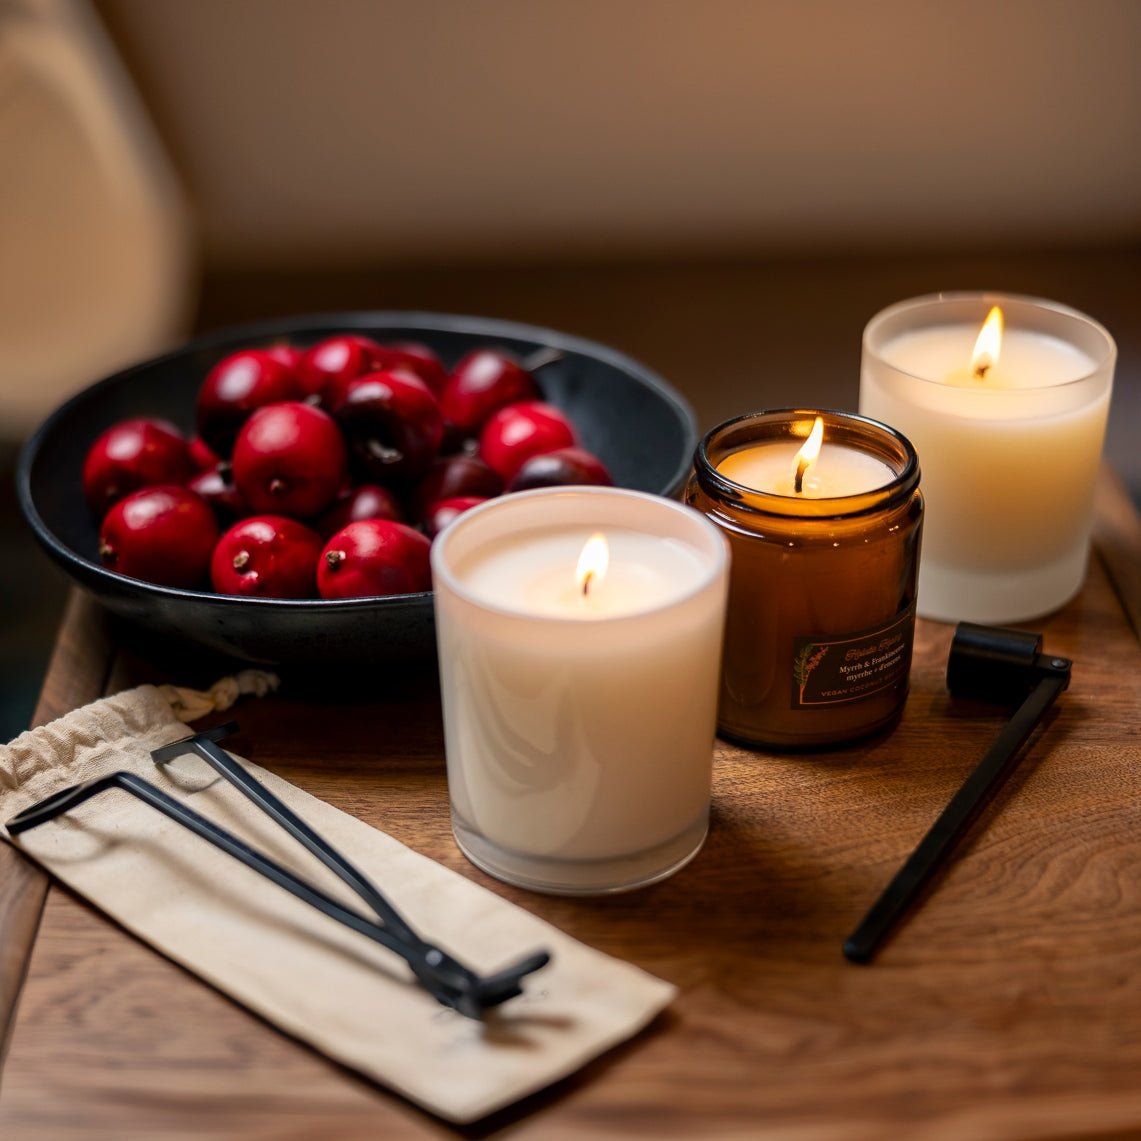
[{"x1": 18, "y1": 312, "x2": 696, "y2": 668}]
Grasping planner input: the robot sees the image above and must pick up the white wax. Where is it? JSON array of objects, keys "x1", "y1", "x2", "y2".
[
  {"x1": 454, "y1": 528, "x2": 710, "y2": 619},
  {"x1": 432, "y1": 488, "x2": 730, "y2": 894},
  {"x1": 860, "y1": 297, "x2": 1114, "y2": 623},
  {"x1": 717, "y1": 441, "x2": 893, "y2": 498},
  {"x1": 882, "y1": 324, "x2": 1095, "y2": 392}
]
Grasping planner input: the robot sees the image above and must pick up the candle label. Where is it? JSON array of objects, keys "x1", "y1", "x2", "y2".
[{"x1": 790, "y1": 607, "x2": 915, "y2": 708}]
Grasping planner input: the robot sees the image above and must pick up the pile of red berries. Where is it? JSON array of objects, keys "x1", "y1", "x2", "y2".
[{"x1": 83, "y1": 335, "x2": 612, "y2": 598}]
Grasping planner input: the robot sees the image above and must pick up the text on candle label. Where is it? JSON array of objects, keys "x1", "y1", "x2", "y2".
[{"x1": 790, "y1": 607, "x2": 915, "y2": 709}]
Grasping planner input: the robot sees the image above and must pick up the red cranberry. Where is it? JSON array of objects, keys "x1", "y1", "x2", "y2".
[
  {"x1": 231, "y1": 402, "x2": 347, "y2": 518},
  {"x1": 317, "y1": 483, "x2": 404, "y2": 539},
  {"x1": 383, "y1": 341, "x2": 448, "y2": 396},
  {"x1": 438, "y1": 422, "x2": 479, "y2": 456},
  {"x1": 82, "y1": 417, "x2": 193, "y2": 517},
  {"x1": 187, "y1": 465, "x2": 246, "y2": 524},
  {"x1": 196, "y1": 348, "x2": 301, "y2": 456},
  {"x1": 425, "y1": 496, "x2": 488, "y2": 538},
  {"x1": 211, "y1": 515, "x2": 323, "y2": 599},
  {"x1": 479, "y1": 401, "x2": 577, "y2": 481},
  {"x1": 98, "y1": 485, "x2": 218, "y2": 589},
  {"x1": 411, "y1": 454, "x2": 503, "y2": 523},
  {"x1": 187, "y1": 434, "x2": 221, "y2": 474},
  {"x1": 332, "y1": 369, "x2": 443, "y2": 483},
  {"x1": 318, "y1": 520, "x2": 432, "y2": 599},
  {"x1": 262, "y1": 343, "x2": 304, "y2": 374},
  {"x1": 440, "y1": 349, "x2": 540, "y2": 434},
  {"x1": 507, "y1": 446, "x2": 613, "y2": 491},
  {"x1": 297, "y1": 334, "x2": 386, "y2": 403}
]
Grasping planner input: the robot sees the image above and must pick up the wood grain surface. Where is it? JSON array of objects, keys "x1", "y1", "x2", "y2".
[
  {"x1": 0, "y1": 470, "x2": 1138, "y2": 1140},
  {"x1": 0, "y1": 591, "x2": 115, "y2": 1071}
]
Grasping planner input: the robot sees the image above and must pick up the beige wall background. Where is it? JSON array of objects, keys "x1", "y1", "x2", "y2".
[
  {"x1": 2, "y1": 0, "x2": 1139, "y2": 433},
  {"x1": 99, "y1": 0, "x2": 1141, "y2": 266}
]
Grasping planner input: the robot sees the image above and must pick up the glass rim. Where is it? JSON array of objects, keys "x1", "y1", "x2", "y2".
[
  {"x1": 430, "y1": 485, "x2": 730, "y2": 624},
  {"x1": 862, "y1": 290, "x2": 1117, "y2": 392},
  {"x1": 694, "y1": 407, "x2": 920, "y2": 520}
]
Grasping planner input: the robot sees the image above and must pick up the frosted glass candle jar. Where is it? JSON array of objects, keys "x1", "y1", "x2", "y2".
[
  {"x1": 686, "y1": 410, "x2": 922, "y2": 749},
  {"x1": 431, "y1": 487, "x2": 730, "y2": 895},
  {"x1": 860, "y1": 293, "x2": 1115, "y2": 623}
]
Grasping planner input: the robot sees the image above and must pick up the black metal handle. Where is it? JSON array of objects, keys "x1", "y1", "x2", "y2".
[
  {"x1": 843, "y1": 624, "x2": 1071, "y2": 964},
  {"x1": 152, "y1": 723, "x2": 420, "y2": 947},
  {"x1": 8, "y1": 725, "x2": 550, "y2": 1018}
]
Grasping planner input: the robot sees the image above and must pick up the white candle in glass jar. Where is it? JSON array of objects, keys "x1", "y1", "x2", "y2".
[
  {"x1": 431, "y1": 487, "x2": 730, "y2": 896},
  {"x1": 860, "y1": 293, "x2": 1115, "y2": 624}
]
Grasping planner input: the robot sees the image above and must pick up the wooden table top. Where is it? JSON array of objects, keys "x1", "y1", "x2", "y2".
[{"x1": 2, "y1": 465, "x2": 1139, "y2": 1140}]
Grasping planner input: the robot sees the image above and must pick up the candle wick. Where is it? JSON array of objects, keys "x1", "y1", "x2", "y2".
[
  {"x1": 581, "y1": 571, "x2": 593, "y2": 597},
  {"x1": 794, "y1": 458, "x2": 808, "y2": 494},
  {"x1": 973, "y1": 362, "x2": 990, "y2": 380}
]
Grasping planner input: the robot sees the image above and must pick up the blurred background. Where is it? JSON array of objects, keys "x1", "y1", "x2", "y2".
[{"x1": 2, "y1": 0, "x2": 1139, "y2": 737}]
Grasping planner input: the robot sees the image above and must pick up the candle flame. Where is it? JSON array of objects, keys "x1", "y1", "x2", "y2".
[
  {"x1": 793, "y1": 416, "x2": 824, "y2": 493},
  {"x1": 971, "y1": 306, "x2": 1004, "y2": 380},
  {"x1": 576, "y1": 532, "x2": 609, "y2": 596}
]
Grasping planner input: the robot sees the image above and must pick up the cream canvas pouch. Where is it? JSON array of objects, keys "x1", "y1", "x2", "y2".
[{"x1": 0, "y1": 678, "x2": 675, "y2": 1123}]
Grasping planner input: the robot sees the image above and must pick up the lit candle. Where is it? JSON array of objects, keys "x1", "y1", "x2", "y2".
[
  {"x1": 686, "y1": 410, "x2": 922, "y2": 749},
  {"x1": 457, "y1": 526, "x2": 700, "y2": 618},
  {"x1": 716, "y1": 414, "x2": 894, "y2": 498},
  {"x1": 859, "y1": 293, "x2": 1115, "y2": 623},
  {"x1": 432, "y1": 487, "x2": 730, "y2": 895}
]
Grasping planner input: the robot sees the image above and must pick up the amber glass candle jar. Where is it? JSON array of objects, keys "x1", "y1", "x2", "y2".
[{"x1": 685, "y1": 409, "x2": 923, "y2": 749}]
